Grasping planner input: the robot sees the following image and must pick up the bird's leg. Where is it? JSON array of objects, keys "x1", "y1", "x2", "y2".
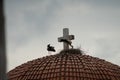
[{"x1": 69, "y1": 44, "x2": 73, "y2": 49}]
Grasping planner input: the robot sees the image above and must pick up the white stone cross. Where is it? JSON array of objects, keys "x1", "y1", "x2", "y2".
[{"x1": 58, "y1": 28, "x2": 74, "y2": 50}]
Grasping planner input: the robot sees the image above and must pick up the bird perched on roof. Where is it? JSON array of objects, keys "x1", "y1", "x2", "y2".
[{"x1": 47, "y1": 44, "x2": 56, "y2": 52}]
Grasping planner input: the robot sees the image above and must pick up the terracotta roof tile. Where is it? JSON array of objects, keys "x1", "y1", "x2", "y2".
[{"x1": 7, "y1": 49, "x2": 120, "y2": 80}]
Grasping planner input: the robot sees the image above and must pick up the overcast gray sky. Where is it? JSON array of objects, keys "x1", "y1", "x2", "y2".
[{"x1": 5, "y1": 0, "x2": 120, "y2": 71}]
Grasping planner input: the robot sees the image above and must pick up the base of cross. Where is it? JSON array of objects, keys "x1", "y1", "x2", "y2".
[{"x1": 60, "y1": 48, "x2": 83, "y2": 55}]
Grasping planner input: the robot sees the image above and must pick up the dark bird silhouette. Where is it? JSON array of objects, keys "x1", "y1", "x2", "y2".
[
  {"x1": 47, "y1": 44, "x2": 56, "y2": 52},
  {"x1": 60, "y1": 39, "x2": 73, "y2": 48}
]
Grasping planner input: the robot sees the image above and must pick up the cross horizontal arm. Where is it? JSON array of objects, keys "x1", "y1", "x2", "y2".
[{"x1": 58, "y1": 35, "x2": 74, "y2": 42}]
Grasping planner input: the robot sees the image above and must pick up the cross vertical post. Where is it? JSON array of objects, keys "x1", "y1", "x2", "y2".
[
  {"x1": 58, "y1": 28, "x2": 75, "y2": 50},
  {"x1": 63, "y1": 28, "x2": 69, "y2": 49}
]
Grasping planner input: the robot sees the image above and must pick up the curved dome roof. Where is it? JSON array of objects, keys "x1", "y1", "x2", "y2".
[{"x1": 8, "y1": 49, "x2": 120, "y2": 80}]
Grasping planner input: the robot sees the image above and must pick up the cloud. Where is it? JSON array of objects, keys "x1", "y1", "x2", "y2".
[
  {"x1": 94, "y1": 38, "x2": 120, "y2": 64},
  {"x1": 5, "y1": 0, "x2": 120, "y2": 71}
]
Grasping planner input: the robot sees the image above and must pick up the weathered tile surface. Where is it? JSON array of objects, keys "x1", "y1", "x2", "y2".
[{"x1": 8, "y1": 49, "x2": 120, "y2": 80}]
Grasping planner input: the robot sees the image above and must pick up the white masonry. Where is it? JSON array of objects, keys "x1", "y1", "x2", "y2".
[{"x1": 58, "y1": 28, "x2": 74, "y2": 50}]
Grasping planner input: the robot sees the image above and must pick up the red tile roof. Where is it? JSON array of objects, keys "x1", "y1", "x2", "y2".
[{"x1": 7, "y1": 49, "x2": 120, "y2": 80}]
